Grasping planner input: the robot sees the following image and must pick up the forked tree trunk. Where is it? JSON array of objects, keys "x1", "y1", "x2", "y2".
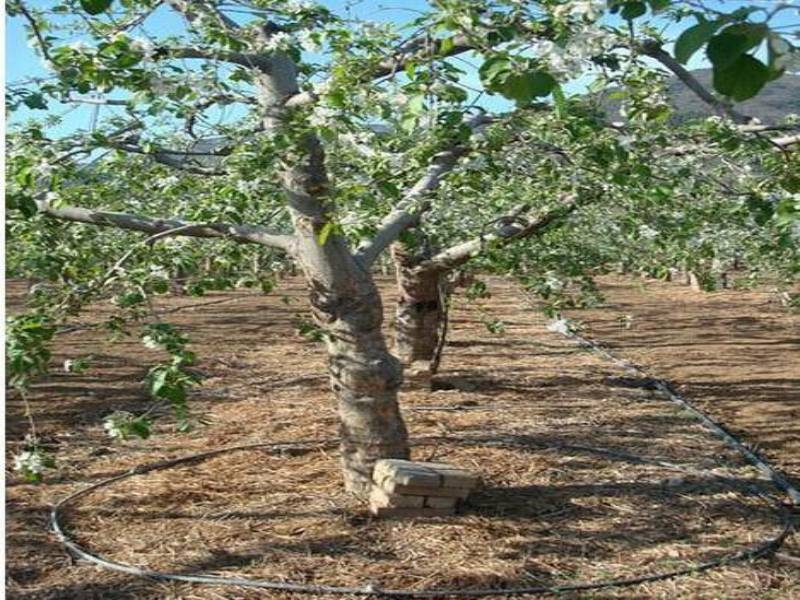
[{"x1": 391, "y1": 243, "x2": 445, "y2": 385}]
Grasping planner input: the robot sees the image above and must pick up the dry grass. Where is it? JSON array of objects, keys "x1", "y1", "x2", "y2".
[{"x1": 5, "y1": 276, "x2": 799, "y2": 599}]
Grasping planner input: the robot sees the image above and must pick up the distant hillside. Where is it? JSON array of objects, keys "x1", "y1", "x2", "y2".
[{"x1": 603, "y1": 69, "x2": 800, "y2": 125}]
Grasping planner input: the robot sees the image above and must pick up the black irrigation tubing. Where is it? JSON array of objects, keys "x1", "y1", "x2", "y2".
[
  {"x1": 51, "y1": 424, "x2": 796, "y2": 598},
  {"x1": 545, "y1": 317, "x2": 800, "y2": 507}
]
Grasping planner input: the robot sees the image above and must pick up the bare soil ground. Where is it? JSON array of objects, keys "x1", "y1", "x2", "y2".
[{"x1": 5, "y1": 275, "x2": 799, "y2": 599}]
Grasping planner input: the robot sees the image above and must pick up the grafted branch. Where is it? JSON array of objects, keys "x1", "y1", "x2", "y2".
[{"x1": 36, "y1": 200, "x2": 295, "y2": 252}]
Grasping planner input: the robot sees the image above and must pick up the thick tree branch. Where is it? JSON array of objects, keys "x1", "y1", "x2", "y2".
[
  {"x1": 418, "y1": 194, "x2": 580, "y2": 273},
  {"x1": 109, "y1": 143, "x2": 227, "y2": 175},
  {"x1": 14, "y1": 2, "x2": 54, "y2": 64},
  {"x1": 639, "y1": 40, "x2": 751, "y2": 124},
  {"x1": 354, "y1": 113, "x2": 493, "y2": 266},
  {"x1": 36, "y1": 200, "x2": 295, "y2": 252},
  {"x1": 769, "y1": 134, "x2": 800, "y2": 148},
  {"x1": 163, "y1": 46, "x2": 270, "y2": 70}
]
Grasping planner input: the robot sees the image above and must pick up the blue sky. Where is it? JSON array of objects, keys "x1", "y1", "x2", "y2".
[{"x1": 5, "y1": 1, "x2": 798, "y2": 136}]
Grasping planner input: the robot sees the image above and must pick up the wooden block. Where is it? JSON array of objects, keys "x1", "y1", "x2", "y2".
[
  {"x1": 370, "y1": 506, "x2": 454, "y2": 518},
  {"x1": 372, "y1": 459, "x2": 442, "y2": 488},
  {"x1": 373, "y1": 459, "x2": 480, "y2": 491},
  {"x1": 382, "y1": 480, "x2": 472, "y2": 499},
  {"x1": 425, "y1": 496, "x2": 458, "y2": 509},
  {"x1": 369, "y1": 486, "x2": 424, "y2": 509},
  {"x1": 424, "y1": 462, "x2": 481, "y2": 488}
]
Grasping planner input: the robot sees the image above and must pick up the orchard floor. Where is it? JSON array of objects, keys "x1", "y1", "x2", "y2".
[{"x1": 5, "y1": 275, "x2": 799, "y2": 600}]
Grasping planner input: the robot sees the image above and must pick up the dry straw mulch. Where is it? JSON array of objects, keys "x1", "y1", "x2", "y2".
[{"x1": 6, "y1": 276, "x2": 799, "y2": 599}]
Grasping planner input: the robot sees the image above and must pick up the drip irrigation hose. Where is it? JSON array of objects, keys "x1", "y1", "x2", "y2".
[
  {"x1": 51, "y1": 429, "x2": 795, "y2": 597},
  {"x1": 522, "y1": 294, "x2": 800, "y2": 507},
  {"x1": 48, "y1": 286, "x2": 799, "y2": 597}
]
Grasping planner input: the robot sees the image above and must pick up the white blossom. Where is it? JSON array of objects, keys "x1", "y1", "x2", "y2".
[
  {"x1": 236, "y1": 179, "x2": 260, "y2": 194},
  {"x1": 13, "y1": 451, "x2": 45, "y2": 475},
  {"x1": 546, "y1": 318, "x2": 572, "y2": 335},
  {"x1": 553, "y1": 0, "x2": 606, "y2": 22},
  {"x1": 157, "y1": 175, "x2": 180, "y2": 188},
  {"x1": 264, "y1": 31, "x2": 294, "y2": 52},
  {"x1": 308, "y1": 105, "x2": 338, "y2": 128},
  {"x1": 392, "y1": 93, "x2": 409, "y2": 107},
  {"x1": 532, "y1": 25, "x2": 616, "y2": 79},
  {"x1": 285, "y1": 0, "x2": 316, "y2": 13},
  {"x1": 297, "y1": 30, "x2": 323, "y2": 53},
  {"x1": 37, "y1": 163, "x2": 55, "y2": 178},
  {"x1": 104, "y1": 411, "x2": 134, "y2": 439},
  {"x1": 141, "y1": 334, "x2": 161, "y2": 350},
  {"x1": 149, "y1": 265, "x2": 169, "y2": 279},
  {"x1": 131, "y1": 37, "x2": 156, "y2": 60},
  {"x1": 639, "y1": 225, "x2": 659, "y2": 240}
]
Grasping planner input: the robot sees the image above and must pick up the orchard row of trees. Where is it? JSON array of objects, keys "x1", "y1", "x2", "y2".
[{"x1": 6, "y1": 0, "x2": 799, "y2": 491}]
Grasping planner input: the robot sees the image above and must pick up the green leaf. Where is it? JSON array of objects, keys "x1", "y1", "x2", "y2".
[
  {"x1": 150, "y1": 278, "x2": 169, "y2": 294},
  {"x1": 10, "y1": 193, "x2": 39, "y2": 218},
  {"x1": 552, "y1": 85, "x2": 567, "y2": 119},
  {"x1": 712, "y1": 54, "x2": 770, "y2": 101},
  {"x1": 501, "y1": 71, "x2": 556, "y2": 105},
  {"x1": 439, "y1": 36, "x2": 455, "y2": 55},
  {"x1": 128, "y1": 418, "x2": 152, "y2": 439},
  {"x1": 646, "y1": 0, "x2": 670, "y2": 12},
  {"x1": 621, "y1": 1, "x2": 647, "y2": 20},
  {"x1": 316, "y1": 222, "x2": 334, "y2": 246},
  {"x1": 79, "y1": 0, "x2": 113, "y2": 15},
  {"x1": 406, "y1": 94, "x2": 426, "y2": 115},
  {"x1": 22, "y1": 93, "x2": 48, "y2": 110},
  {"x1": 707, "y1": 24, "x2": 766, "y2": 70},
  {"x1": 674, "y1": 20, "x2": 721, "y2": 64},
  {"x1": 478, "y1": 56, "x2": 512, "y2": 87}
]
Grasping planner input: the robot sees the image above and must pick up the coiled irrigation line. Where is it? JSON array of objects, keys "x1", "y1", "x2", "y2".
[
  {"x1": 50, "y1": 291, "x2": 799, "y2": 596},
  {"x1": 52, "y1": 428, "x2": 795, "y2": 598}
]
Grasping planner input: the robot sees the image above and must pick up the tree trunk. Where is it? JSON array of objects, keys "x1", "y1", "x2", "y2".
[
  {"x1": 280, "y1": 131, "x2": 410, "y2": 496},
  {"x1": 255, "y1": 50, "x2": 410, "y2": 496},
  {"x1": 307, "y1": 274, "x2": 410, "y2": 495},
  {"x1": 392, "y1": 243, "x2": 445, "y2": 385}
]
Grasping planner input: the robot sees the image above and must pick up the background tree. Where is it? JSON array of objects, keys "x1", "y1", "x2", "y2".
[{"x1": 6, "y1": 0, "x2": 799, "y2": 490}]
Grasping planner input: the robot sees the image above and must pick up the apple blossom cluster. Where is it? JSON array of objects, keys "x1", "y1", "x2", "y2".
[
  {"x1": 551, "y1": 0, "x2": 606, "y2": 22},
  {"x1": 546, "y1": 317, "x2": 573, "y2": 335},
  {"x1": 531, "y1": 24, "x2": 619, "y2": 80},
  {"x1": 13, "y1": 450, "x2": 47, "y2": 476},
  {"x1": 103, "y1": 411, "x2": 137, "y2": 439},
  {"x1": 284, "y1": 0, "x2": 319, "y2": 14}
]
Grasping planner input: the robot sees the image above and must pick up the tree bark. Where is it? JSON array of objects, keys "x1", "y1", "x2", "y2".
[
  {"x1": 283, "y1": 154, "x2": 411, "y2": 494},
  {"x1": 252, "y1": 47, "x2": 410, "y2": 496},
  {"x1": 391, "y1": 243, "x2": 445, "y2": 385},
  {"x1": 307, "y1": 273, "x2": 410, "y2": 495}
]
